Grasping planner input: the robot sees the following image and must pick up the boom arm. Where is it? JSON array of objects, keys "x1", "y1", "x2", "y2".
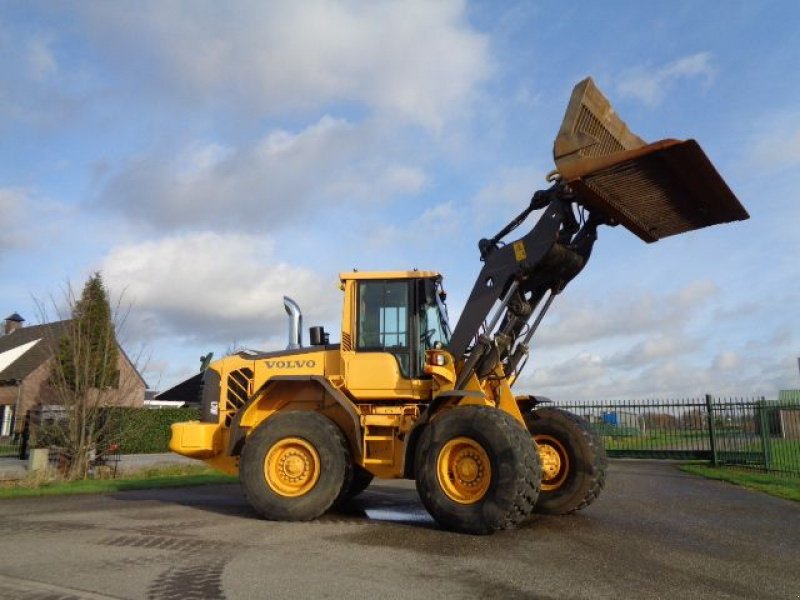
[
  {"x1": 447, "y1": 77, "x2": 749, "y2": 390},
  {"x1": 448, "y1": 179, "x2": 601, "y2": 388}
]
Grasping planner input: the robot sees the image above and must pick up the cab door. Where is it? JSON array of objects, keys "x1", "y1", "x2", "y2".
[{"x1": 344, "y1": 279, "x2": 422, "y2": 400}]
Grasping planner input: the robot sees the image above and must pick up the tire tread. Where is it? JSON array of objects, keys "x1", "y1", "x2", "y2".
[
  {"x1": 526, "y1": 407, "x2": 606, "y2": 515},
  {"x1": 416, "y1": 406, "x2": 541, "y2": 534},
  {"x1": 240, "y1": 411, "x2": 352, "y2": 522}
]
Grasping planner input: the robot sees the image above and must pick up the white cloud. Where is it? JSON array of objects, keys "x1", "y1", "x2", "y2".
[
  {"x1": 382, "y1": 166, "x2": 427, "y2": 196},
  {"x1": 26, "y1": 35, "x2": 57, "y2": 81},
  {"x1": 528, "y1": 352, "x2": 608, "y2": 391},
  {"x1": 420, "y1": 202, "x2": 458, "y2": 223},
  {"x1": 100, "y1": 232, "x2": 340, "y2": 345},
  {"x1": 366, "y1": 201, "x2": 459, "y2": 250},
  {"x1": 522, "y1": 349, "x2": 784, "y2": 401},
  {"x1": 0, "y1": 25, "x2": 79, "y2": 127},
  {"x1": 79, "y1": 0, "x2": 490, "y2": 130},
  {"x1": 508, "y1": 281, "x2": 759, "y2": 400},
  {"x1": 607, "y1": 333, "x2": 700, "y2": 368},
  {"x1": 616, "y1": 52, "x2": 715, "y2": 107},
  {"x1": 747, "y1": 115, "x2": 800, "y2": 173},
  {"x1": 174, "y1": 142, "x2": 235, "y2": 183},
  {"x1": 468, "y1": 164, "x2": 549, "y2": 231},
  {"x1": 537, "y1": 280, "x2": 719, "y2": 347},
  {"x1": 512, "y1": 282, "x2": 798, "y2": 401},
  {"x1": 99, "y1": 116, "x2": 425, "y2": 231},
  {"x1": 711, "y1": 350, "x2": 742, "y2": 371},
  {"x1": 0, "y1": 188, "x2": 28, "y2": 250},
  {"x1": 0, "y1": 187, "x2": 93, "y2": 258},
  {"x1": 0, "y1": 187, "x2": 70, "y2": 250}
]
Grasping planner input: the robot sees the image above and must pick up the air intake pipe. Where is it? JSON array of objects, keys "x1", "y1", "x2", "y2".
[{"x1": 283, "y1": 296, "x2": 303, "y2": 350}]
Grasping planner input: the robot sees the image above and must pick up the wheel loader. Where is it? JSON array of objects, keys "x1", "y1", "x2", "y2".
[{"x1": 169, "y1": 78, "x2": 748, "y2": 534}]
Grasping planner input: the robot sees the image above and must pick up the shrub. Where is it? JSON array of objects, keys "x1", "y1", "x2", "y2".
[{"x1": 103, "y1": 407, "x2": 201, "y2": 454}]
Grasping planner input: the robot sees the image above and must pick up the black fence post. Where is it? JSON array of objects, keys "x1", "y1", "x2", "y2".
[
  {"x1": 705, "y1": 394, "x2": 718, "y2": 466},
  {"x1": 757, "y1": 396, "x2": 772, "y2": 472},
  {"x1": 18, "y1": 413, "x2": 30, "y2": 461}
]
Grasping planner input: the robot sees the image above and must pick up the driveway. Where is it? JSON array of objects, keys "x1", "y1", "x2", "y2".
[{"x1": 0, "y1": 460, "x2": 797, "y2": 599}]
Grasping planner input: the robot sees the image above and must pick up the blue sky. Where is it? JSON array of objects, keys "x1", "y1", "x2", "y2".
[{"x1": 1, "y1": 0, "x2": 798, "y2": 399}]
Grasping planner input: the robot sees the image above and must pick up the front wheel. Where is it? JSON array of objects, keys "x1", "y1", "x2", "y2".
[
  {"x1": 240, "y1": 411, "x2": 352, "y2": 521},
  {"x1": 415, "y1": 406, "x2": 541, "y2": 535},
  {"x1": 524, "y1": 407, "x2": 606, "y2": 515}
]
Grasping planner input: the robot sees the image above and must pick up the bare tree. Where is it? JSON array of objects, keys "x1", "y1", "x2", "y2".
[
  {"x1": 643, "y1": 412, "x2": 679, "y2": 430},
  {"x1": 680, "y1": 408, "x2": 708, "y2": 430},
  {"x1": 35, "y1": 273, "x2": 145, "y2": 479}
]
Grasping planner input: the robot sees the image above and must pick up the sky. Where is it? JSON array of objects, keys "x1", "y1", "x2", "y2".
[{"x1": 1, "y1": 0, "x2": 799, "y2": 401}]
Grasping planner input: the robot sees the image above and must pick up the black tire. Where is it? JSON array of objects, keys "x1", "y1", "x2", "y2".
[
  {"x1": 523, "y1": 407, "x2": 606, "y2": 515},
  {"x1": 339, "y1": 465, "x2": 374, "y2": 502},
  {"x1": 240, "y1": 411, "x2": 352, "y2": 521},
  {"x1": 415, "y1": 406, "x2": 541, "y2": 535}
]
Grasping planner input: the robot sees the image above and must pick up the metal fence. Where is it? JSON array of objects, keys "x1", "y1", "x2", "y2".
[
  {"x1": 1, "y1": 416, "x2": 122, "y2": 478},
  {"x1": 5, "y1": 398, "x2": 800, "y2": 477},
  {"x1": 0, "y1": 417, "x2": 25, "y2": 459},
  {"x1": 555, "y1": 395, "x2": 800, "y2": 477}
]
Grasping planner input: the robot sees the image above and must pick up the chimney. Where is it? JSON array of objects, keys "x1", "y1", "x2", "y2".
[{"x1": 4, "y1": 313, "x2": 25, "y2": 335}]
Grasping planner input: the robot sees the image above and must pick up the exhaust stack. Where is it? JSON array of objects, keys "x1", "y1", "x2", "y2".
[{"x1": 283, "y1": 296, "x2": 303, "y2": 350}]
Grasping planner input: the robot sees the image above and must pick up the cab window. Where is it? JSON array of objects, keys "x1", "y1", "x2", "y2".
[
  {"x1": 418, "y1": 279, "x2": 451, "y2": 372},
  {"x1": 357, "y1": 280, "x2": 411, "y2": 376}
]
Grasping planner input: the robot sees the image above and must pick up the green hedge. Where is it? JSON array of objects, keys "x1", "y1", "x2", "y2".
[{"x1": 105, "y1": 407, "x2": 201, "y2": 454}]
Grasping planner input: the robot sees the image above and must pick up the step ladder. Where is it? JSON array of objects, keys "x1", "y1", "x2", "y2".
[{"x1": 361, "y1": 413, "x2": 400, "y2": 467}]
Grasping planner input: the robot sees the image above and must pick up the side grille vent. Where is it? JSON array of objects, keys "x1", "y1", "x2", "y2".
[
  {"x1": 226, "y1": 367, "x2": 254, "y2": 413},
  {"x1": 342, "y1": 332, "x2": 352, "y2": 351}
]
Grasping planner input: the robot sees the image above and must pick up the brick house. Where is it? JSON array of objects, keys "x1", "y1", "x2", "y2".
[{"x1": 0, "y1": 313, "x2": 146, "y2": 435}]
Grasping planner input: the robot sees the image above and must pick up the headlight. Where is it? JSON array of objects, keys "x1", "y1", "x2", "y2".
[{"x1": 431, "y1": 353, "x2": 446, "y2": 366}]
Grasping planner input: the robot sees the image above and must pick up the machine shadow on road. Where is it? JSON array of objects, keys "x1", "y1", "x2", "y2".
[
  {"x1": 110, "y1": 481, "x2": 441, "y2": 530},
  {"x1": 326, "y1": 485, "x2": 438, "y2": 529}
]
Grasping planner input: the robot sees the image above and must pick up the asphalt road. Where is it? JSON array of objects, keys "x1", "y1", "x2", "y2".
[{"x1": 0, "y1": 460, "x2": 797, "y2": 599}]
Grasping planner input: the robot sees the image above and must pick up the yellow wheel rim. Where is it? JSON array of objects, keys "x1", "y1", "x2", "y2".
[
  {"x1": 535, "y1": 434, "x2": 569, "y2": 491},
  {"x1": 265, "y1": 437, "x2": 320, "y2": 497},
  {"x1": 437, "y1": 437, "x2": 492, "y2": 505}
]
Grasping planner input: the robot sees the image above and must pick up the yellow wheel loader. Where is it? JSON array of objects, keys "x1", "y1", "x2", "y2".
[{"x1": 169, "y1": 78, "x2": 748, "y2": 534}]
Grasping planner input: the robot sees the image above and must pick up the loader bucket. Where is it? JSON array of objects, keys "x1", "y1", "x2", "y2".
[{"x1": 554, "y1": 78, "x2": 749, "y2": 243}]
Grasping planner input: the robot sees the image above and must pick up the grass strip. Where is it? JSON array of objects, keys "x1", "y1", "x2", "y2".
[
  {"x1": 0, "y1": 465, "x2": 237, "y2": 499},
  {"x1": 681, "y1": 463, "x2": 800, "y2": 502}
]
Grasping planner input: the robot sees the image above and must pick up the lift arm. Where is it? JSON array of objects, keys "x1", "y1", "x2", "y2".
[
  {"x1": 448, "y1": 179, "x2": 602, "y2": 388},
  {"x1": 447, "y1": 77, "x2": 749, "y2": 389}
]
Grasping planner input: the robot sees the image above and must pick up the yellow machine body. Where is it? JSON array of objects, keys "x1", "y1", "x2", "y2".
[{"x1": 170, "y1": 270, "x2": 526, "y2": 480}]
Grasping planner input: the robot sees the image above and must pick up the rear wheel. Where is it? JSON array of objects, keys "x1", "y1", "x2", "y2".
[
  {"x1": 524, "y1": 407, "x2": 606, "y2": 515},
  {"x1": 336, "y1": 464, "x2": 374, "y2": 504},
  {"x1": 415, "y1": 406, "x2": 541, "y2": 535},
  {"x1": 240, "y1": 411, "x2": 352, "y2": 521}
]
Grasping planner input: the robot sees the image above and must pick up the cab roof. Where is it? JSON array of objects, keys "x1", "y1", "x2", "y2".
[{"x1": 339, "y1": 270, "x2": 441, "y2": 282}]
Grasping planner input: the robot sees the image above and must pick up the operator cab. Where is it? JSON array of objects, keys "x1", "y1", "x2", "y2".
[
  {"x1": 354, "y1": 274, "x2": 450, "y2": 378},
  {"x1": 340, "y1": 271, "x2": 450, "y2": 387}
]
